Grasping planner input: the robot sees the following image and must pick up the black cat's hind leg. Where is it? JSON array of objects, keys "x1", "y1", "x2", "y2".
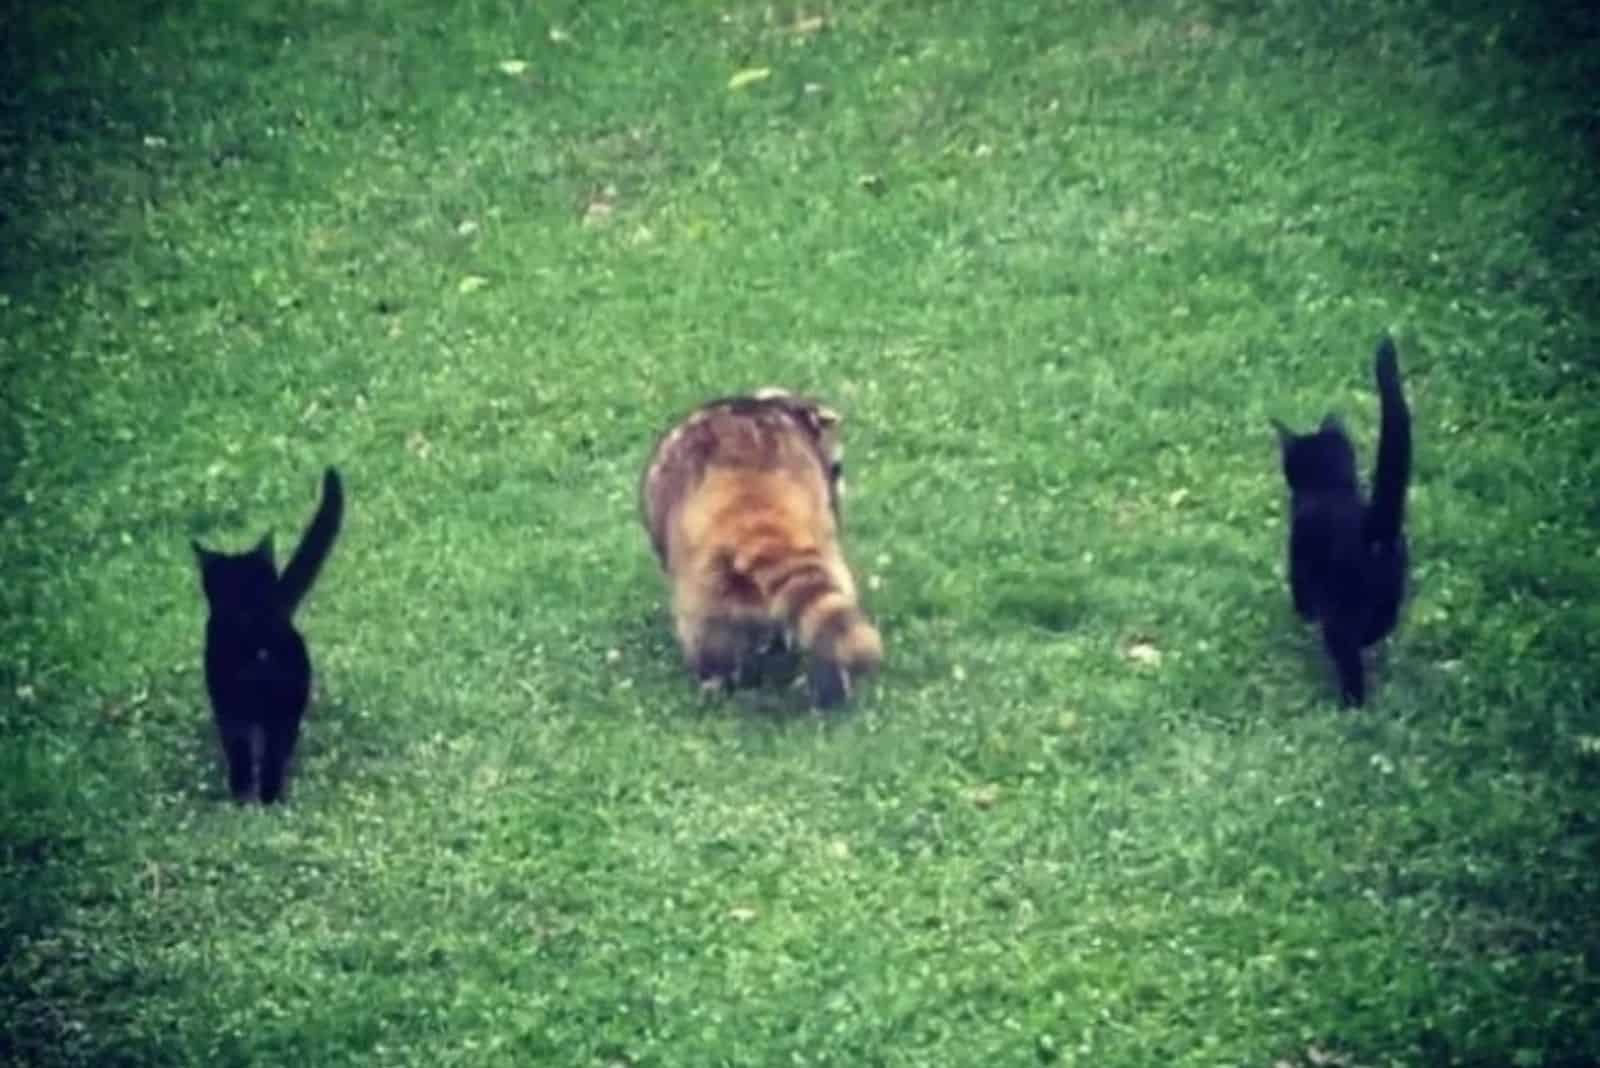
[
  {"x1": 1290, "y1": 560, "x2": 1317, "y2": 622},
  {"x1": 1361, "y1": 542, "x2": 1408, "y2": 647},
  {"x1": 1287, "y1": 525, "x2": 1319, "y2": 622},
  {"x1": 258, "y1": 715, "x2": 303, "y2": 805},
  {"x1": 1322, "y1": 618, "x2": 1366, "y2": 708},
  {"x1": 219, "y1": 720, "x2": 256, "y2": 802}
]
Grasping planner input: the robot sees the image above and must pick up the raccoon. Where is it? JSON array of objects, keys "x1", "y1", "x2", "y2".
[{"x1": 640, "y1": 389, "x2": 882, "y2": 708}]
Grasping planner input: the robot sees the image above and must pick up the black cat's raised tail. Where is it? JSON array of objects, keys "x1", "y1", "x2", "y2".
[
  {"x1": 277, "y1": 468, "x2": 344, "y2": 614},
  {"x1": 1364, "y1": 338, "x2": 1410, "y2": 548}
]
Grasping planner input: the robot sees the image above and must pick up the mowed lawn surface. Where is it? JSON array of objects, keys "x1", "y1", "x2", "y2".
[{"x1": 3, "y1": 1, "x2": 1598, "y2": 1065}]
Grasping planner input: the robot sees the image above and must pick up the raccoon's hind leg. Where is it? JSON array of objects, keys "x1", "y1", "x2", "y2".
[
  {"x1": 802, "y1": 600, "x2": 883, "y2": 711},
  {"x1": 807, "y1": 658, "x2": 851, "y2": 710},
  {"x1": 676, "y1": 610, "x2": 756, "y2": 690}
]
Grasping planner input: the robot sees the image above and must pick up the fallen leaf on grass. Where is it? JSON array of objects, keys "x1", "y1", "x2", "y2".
[
  {"x1": 583, "y1": 186, "x2": 617, "y2": 226},
  {"x1": 790, "y1": 15, "x2": 825, "y2": 34},
  {"x1": 457, "y1": 274, "x2": 489, "y2": 294},
  {"x1": 967, "y1": 784, "x2": 1000, "y2": 809},
  {"x1": 1305, "y1": 1047, "x2": 1355, "y2": 1067},
  {"x1": 727, "y1": 906, "x2": 758, "y2": 923},
  {"x1": 728, "y1": 67, "x2": 772, "y2": 90},
  {"x1": 1122, "y1": 637, "x2": 1162, "y2": 667},
  {"x1": 497, "y1": 59, "x2": 529, "y2": 76}
]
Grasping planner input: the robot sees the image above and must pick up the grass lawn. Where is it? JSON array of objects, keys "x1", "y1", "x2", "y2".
[{"x1": 3, "y1": 0, "x2": 1598, "y2": 1064}]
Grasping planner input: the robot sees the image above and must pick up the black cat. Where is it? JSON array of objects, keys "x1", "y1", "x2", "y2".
[
  {"x1": 193, "y1": 468, "x2": 343, "y2": 802},
  {"x1": 1271, "y1": 337, "x2": 1411, "y2": 707}
]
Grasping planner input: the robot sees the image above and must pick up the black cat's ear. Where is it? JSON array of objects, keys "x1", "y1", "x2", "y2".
[
  {"x1": 1319, "y1": 413, "x2": 1344, "y2": 434},
  {"x1": 254, "y1": 532, "x2": 275, "y2": 563}
]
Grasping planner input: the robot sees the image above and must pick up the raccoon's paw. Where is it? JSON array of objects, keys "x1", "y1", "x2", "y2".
[
  {"x1": 691, "y1": 645, "x2": 737, "y2": 685},
  {"x1": 807, "y1": 659, "x2": 852, "y2": 710}
]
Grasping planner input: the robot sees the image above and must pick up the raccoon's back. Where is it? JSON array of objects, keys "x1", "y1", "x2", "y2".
[
  {"x1": 672, "y1": 467, "x2": 833, "y2": 579},
  {"x1": 640, "y1": 396, "x2": 834, "y2": 567},
  {"x1": 640, "y1": 413, "x2": 714, "y2": 566}
]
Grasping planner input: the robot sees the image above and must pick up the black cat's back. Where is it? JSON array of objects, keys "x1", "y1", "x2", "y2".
[
  {"x1": 193, "y1": 468, "x2": 343, "y2": 803},
  {"x1": 1273, "y1": 339, "x2": 1411, "y2": 707}
]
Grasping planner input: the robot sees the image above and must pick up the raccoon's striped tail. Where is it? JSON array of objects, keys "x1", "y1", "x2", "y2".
[{"x1": 745, "y1": 547, "x2": 882, "y2": 708}]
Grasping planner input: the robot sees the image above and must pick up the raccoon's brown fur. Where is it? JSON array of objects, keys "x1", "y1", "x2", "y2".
[{"x1": 640, "y1": 389, "x2": 882, "y2": 708}]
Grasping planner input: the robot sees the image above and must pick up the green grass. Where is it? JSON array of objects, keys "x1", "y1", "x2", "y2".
[{"x1": 3, "y1": 0, "x2": 1598, "y2": 1065}]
